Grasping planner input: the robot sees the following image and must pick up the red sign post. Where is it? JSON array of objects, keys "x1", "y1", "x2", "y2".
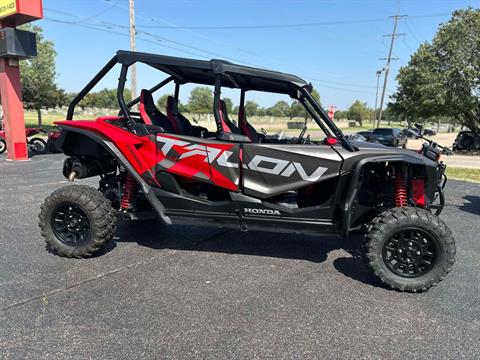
[
  {"x1": 0, "y1": 0, "x2": 43, "y2": 161},
  {"x1": 327, "y1": 105, "x2": 337, "y2": 121}
]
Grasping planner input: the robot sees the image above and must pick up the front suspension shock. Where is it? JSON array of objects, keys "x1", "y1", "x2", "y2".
[{"x1": 395, "y1": 173, "x2": 408, "y2": 207}]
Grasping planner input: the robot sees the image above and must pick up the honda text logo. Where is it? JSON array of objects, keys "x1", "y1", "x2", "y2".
[
  {"x1": 156, "y1": 136, "x2": 328, "y2": 182},
  {"x1": 244, "y1": 208, "x2": 281, "y2": 215}
]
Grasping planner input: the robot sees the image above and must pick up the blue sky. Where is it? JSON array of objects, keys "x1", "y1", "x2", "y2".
[{"x1": 40, "y1": 0, "x2": 478, "y2": 110}]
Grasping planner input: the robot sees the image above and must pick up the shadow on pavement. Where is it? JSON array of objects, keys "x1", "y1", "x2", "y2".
[
  {"x1": 459, "y1": 195, "x2": 480, "y2": 216},
  {"x1": 114, "y1": 219, "x2": 382, "y2": 289}
]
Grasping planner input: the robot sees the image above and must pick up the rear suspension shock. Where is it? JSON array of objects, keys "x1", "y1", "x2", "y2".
[
  {"x1": 120, "y1": 173, "x2": 138, "y2": 210},
  {"x1": 394, "y1": 173, "x2": 408, "y2": 207}
]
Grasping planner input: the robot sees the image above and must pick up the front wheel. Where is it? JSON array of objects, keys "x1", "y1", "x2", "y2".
[
  {"x1": 39, "y1": 185, "x2": 117, "y2": 258},
  {"x1": 0, "y1": 139, "x2": 6, "y2": 154},
  {"x1": 28, "y1": 138, "x2": 47, "y2": 154},
  {"x1": 364, "y1": 207, "x2": 455, "y2": 292}
]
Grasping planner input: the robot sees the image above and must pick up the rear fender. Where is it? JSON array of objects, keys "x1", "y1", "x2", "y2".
[{"x1": 56, "y1": 125, "x2": 172, "y2": 224}]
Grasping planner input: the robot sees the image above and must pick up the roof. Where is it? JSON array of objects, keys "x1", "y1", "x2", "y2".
[{"x1": 116, "y1": 50, "x2": 308, "y2": 96}]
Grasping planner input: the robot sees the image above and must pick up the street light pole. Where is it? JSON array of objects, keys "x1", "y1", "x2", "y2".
[
  {"x1": 374, "y1": 68, "x2": 384, "y2": 124},
  {"x1": 129, "y1": 0, "x2": 137, "y2": 102},
  {"x1": 376, "y1": 15, "x2": 406, "y2": 128}
]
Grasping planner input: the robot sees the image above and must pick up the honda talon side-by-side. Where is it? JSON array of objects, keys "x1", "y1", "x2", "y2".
[{"x1": 39, "y1": 51, "x2": 455, "y2": 292}]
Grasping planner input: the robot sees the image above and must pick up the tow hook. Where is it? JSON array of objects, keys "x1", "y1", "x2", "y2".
[
  {"x1": 236, "y1": 210, "x2": 248, "y2": 231},
  {"x1": 68, "y1": 171, "x2": 77, "y2": 182}
]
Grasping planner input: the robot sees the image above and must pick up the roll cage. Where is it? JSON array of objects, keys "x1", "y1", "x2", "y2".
[{"x1": 67, "y1": 50, "x2": 354, "y2": 151}]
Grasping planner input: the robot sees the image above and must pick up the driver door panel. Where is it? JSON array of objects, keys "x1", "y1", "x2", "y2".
[
  {"x1": 241, "y1": 144, "x2": 343, "y2": 198},
  {"x1": 154, "y1": 134, "x2": 241, "y2": 191}
]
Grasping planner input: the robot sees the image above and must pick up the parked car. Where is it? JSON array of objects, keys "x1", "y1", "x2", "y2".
[
  {"x1": 453, "y1": 130, "x2": 480, "y2": 151},
  {"x1": 371, "y1": 128, "x2": 407, "y2": 148},
  {"x1": 423, "y1": 128, "x2": 437, "y2": 136},
  {"x1": 355, "y1": 130, "x2": 377, "y2": 142},
  {"x1": 345, "y1": 133, "x2": 368, "y2": 142}
]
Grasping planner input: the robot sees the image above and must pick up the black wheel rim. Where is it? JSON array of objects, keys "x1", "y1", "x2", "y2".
[
  {"x1": 0, "y1": 140, "x2": 5, "y2": 154},
  {"x1": 382, "y1": 228, "x2": 438, "y2": 278},
  {"x1": 52, "y1": 203, "x2": 91, "y2": 246},
  {"x1": 31, "y1": 139, "x2": 45, "y2": 153}
]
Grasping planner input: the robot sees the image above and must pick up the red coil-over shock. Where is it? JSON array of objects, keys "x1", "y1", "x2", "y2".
[
  {"x1": 394, "y1": 173, "x2": 408, "y2": 207},
  {"x1": 120, "y1": 173, "x2": 138, "y2": 210}
]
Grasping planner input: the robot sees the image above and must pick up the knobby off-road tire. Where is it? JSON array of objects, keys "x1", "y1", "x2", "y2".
[
  {"x1": 39, "y1": 185, "x2": 117, "y2": 258},
  {"x1": 364, "y1": 207, "x2": 455, "y2": 292}
]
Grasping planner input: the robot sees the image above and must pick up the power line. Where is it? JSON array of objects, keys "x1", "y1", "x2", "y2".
[
  {"x1": 43, "y1": 10, "x2": 383, "y2": 91},
  {"x1": 134, "y1": 12, "x2": 451, "y2": 30},
  {"x1": 70, "y1": 0, "x2": 121, "y2": 24},
  {"x1": 129, "y1": 0, "x2": 137, "y2": 101},
  {"x1": 43, "y1": 17, "x2": 212, "y2": 59}
]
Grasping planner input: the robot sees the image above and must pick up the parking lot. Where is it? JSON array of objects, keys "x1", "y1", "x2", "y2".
[{"x1": 1, "y1": 153, "x2": 479, "y2": 359}]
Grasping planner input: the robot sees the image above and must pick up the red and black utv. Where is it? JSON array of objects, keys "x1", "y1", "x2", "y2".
[{"x1": 39, "y1": 51, "x2": 455, "y2": 292}]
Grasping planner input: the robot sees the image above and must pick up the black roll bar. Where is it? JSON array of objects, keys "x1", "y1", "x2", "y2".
[
  {"x1": 67, "y1": 55, "x2": 118, "y2": 120},
  {"x1": 174, "y1": 82, "x2": 180, "y2": 102},
  {"x1": 117, "y1": 65, "x2": 136, "y2": 131},
  {"x1": 298, "y1": 96, "x2": 332, "y2": 138},
  {"x1": 301, "y1": 88, "x2": 355, "y2": 152},
  {"x1": 213, "y1": 74, "x2": 223, "y2": 134},
  {"x1": 239, "y1": 89, "x2": 245, "y2": 110}
]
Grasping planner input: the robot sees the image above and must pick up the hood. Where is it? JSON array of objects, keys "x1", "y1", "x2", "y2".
[{"x1": 336, "y1": 141, "x2": 437, "y2": 167}]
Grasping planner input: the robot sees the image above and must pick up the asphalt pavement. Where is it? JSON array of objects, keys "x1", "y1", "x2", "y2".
[{"x1": 1, "y1": 153, "x2": 479, "y2": 359}]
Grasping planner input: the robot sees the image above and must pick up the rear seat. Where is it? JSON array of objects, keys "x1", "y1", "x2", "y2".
[
  {"x1": 139, "y1": 89, "x2": 178, "y2": 133},
  {"x1": 166, "y1": 96, "x2": 195, "y2": 136},
  {"x1": 238, "y1": 104, "x2": 260, "y2": 142}
]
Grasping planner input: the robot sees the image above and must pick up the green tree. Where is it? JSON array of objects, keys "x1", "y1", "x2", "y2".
[
  {"x1": 156, "y1": 93, "x2": 173, "y2": 113},
  {"x1": 77, "y1": 88, "x2": 131, "y2": 110},
  {"x1": 289, "y1": 89, "x2": 321, "y2": 119},
  {"x1": 347, "y1": 100, "x2": 373, "y2": 127},
  {"x1": 256, "y1": 107, "x2": 266, "y2": 116},
  {"x1": 267, "y1": 100, "x2": 290, "y2": 117},
  {"x1": 289, "y1": 101, "x2": 305, "y2": 119},
  {"x1": 310, "y1": 89, "x2": 321, "y2": 106},
  {"x1": 334, "y1": 110, "x2": 347, "y2": 120},
  {"x1": 390, "y1": 8, "x2": 480, "y2": 132},
  {"x1": 188, "y1": 87, "x2": 213, "y2": 114},
  {"x1": 20, "y1": 25, "x2": 64, "y2": 125},
  {"x1": 222, "y1": 97, "x2": 233, "y2": 114},
  {"x1": 244, "y1": 100, "x2": 259, "y2": 116}
]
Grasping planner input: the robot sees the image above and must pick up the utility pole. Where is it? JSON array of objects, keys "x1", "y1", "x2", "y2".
[
  {"x1": 129, "y1": 0, "x2": 137, "y2": 102},
  {"x1": 374, "y1": 68, "x2": 384, "y2": 124},
  {"x1": 376, "y1": 15, "x2": 406, "y2": 128}
]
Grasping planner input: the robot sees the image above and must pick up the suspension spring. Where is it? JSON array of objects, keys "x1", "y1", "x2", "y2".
[
  {"x1": 120, "y1": 173, "x2": 138, "y2": 210},
  {"x1": 395, "y1": 173, "x2": 408, "y2": 207}
]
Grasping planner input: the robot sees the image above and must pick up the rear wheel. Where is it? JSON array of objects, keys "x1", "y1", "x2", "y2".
[
  {"x1": 0, "y1": 139, "x2": 6, "y2": 154},
  {"x1": 39, "y1": 185, "x2": 117, "y2": 258},
  {"x1": 364, "y1": 207, "x2": 455, "y2": 292},
  {"x1": 28, "y1": 138, "x2": 47, "y2": 154}
]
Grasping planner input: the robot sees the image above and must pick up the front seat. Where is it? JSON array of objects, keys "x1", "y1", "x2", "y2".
[
  {"x1": 219, "y1": 99, "x2": 242, "y2": 134},
  {"x1": 238, "y1": 105, "x2": 260, "y2": 142},
  {"x1": 139, "y1": 89, "x2": 178, "y2": 133}
]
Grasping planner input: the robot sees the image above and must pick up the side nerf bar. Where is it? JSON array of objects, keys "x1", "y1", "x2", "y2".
[{"x1": 57, "y1": 125, "x2": 172, "y2": 225}]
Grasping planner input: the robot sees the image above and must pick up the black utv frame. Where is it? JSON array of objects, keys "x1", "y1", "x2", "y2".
[{"x1": 39, "y1": 51, "x2": 455, "y2": 292}]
